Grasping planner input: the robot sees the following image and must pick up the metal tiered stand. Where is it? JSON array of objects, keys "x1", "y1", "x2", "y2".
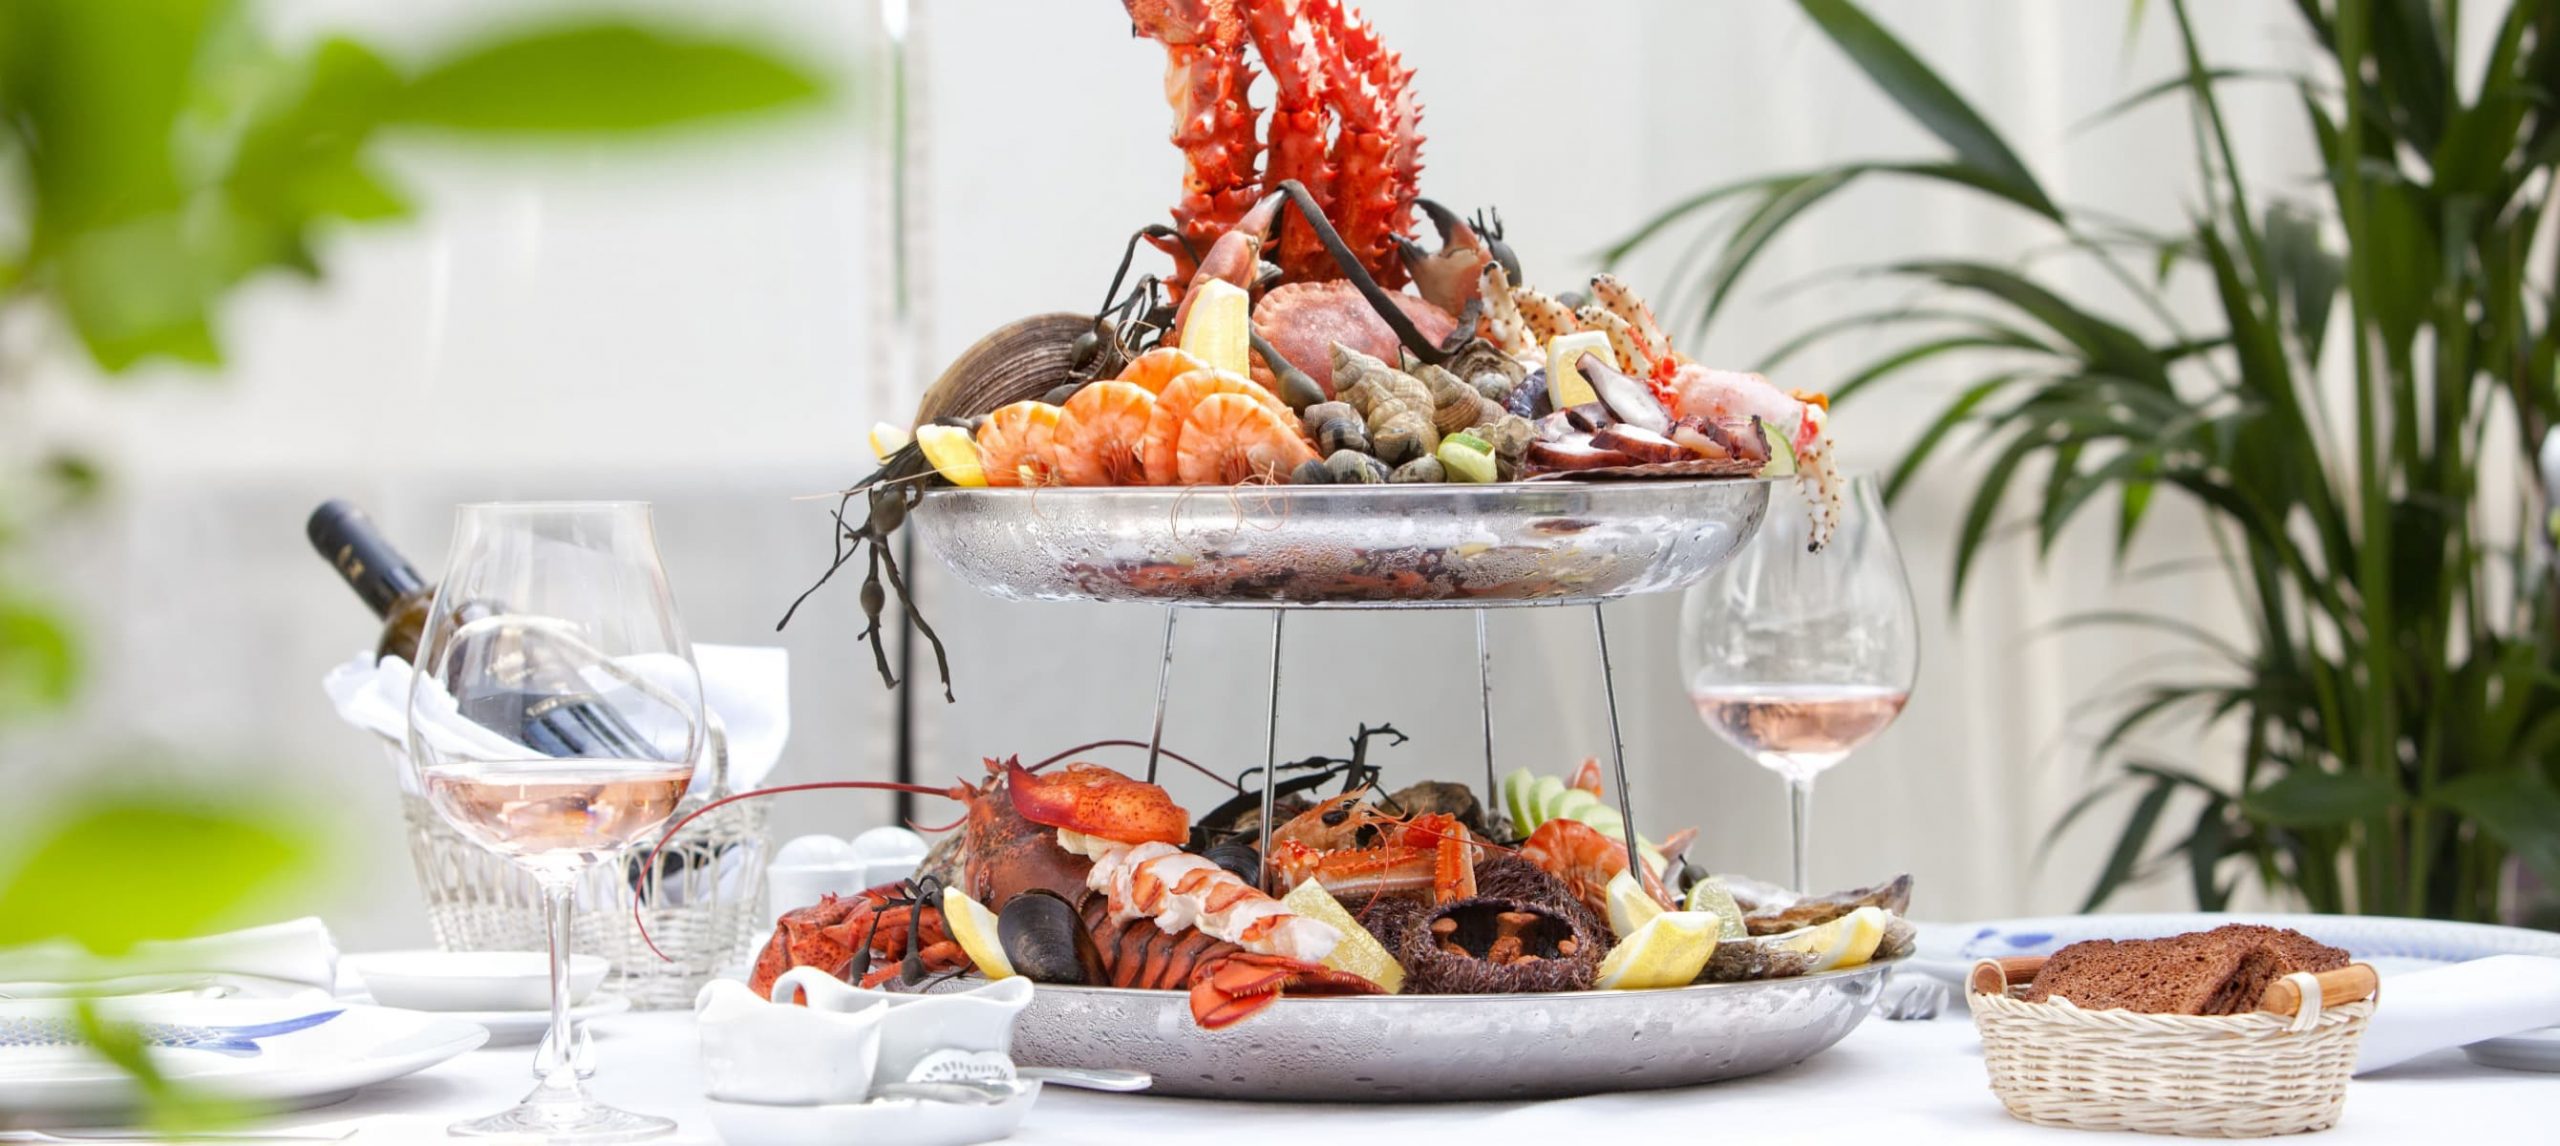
[{"x1": 912, "y1": 480, "x2": 1897, "y2": 1101}]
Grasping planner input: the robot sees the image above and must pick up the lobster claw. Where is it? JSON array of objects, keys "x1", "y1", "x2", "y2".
[
  {"x1": 1186, "y1": 952, "x2": 1383, "y2": 1030},
  {"x1": 1003, "y1": 758, "x2": 1191, "y2": 846}
]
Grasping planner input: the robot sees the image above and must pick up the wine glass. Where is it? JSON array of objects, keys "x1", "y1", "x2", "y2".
[
  {"x1": 1680, "y1": 474, "x2": 1917, "y2": 893},
  {"x1": 406, "y1": 502, "x2": 701, "y2": 1142}
]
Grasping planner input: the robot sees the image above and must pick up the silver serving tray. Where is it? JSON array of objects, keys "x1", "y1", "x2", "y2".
[
  {"x1": 1010, "y1": 958, "x2": 1897, "y2": 1101},
  {"x1": 913, "y1": 480, "x2": 1773, "y2": 608}
]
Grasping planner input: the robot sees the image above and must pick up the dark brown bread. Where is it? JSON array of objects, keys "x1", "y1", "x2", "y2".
[{"x1": 2023, "y1": 924, "x2": 2352, "y2": 1015}]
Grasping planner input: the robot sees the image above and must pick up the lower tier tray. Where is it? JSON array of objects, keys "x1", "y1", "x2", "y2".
[
  {"x1": 913, "y1": 480, "x2": 1774, "y2": 608},
  {"x1": 1009, "y1": 957, "x2": 1897, "y2": 1101}
]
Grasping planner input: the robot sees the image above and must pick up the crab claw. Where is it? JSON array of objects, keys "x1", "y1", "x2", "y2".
[
  {"x1": 1187, "y1": 952, "x2": 1382, "y2": 1030},
  {"x1": 1397, "y1": 198, "x2": 1496, "y2": 318},
  {"x1": 1175, "y1": 191, "x2": 1287, "y2": 331},
  {"x1": 1004, "y1": 759, "x2": 1191, "y2": 846}
]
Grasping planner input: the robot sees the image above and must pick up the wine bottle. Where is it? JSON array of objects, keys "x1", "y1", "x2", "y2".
[
  {"x1": 307, "y1": 499, "x2": 433, "y2": 662},
  {"x1": 306, "y1": 499, "x2": 664, "y2": 761}
]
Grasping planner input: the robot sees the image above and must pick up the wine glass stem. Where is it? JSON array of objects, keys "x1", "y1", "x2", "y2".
[
  {"x1": 538, "y1": 875, "x2": 581, "y2": 1097},
  {"x1": 1787, "y1": 775, "x2": 1814, "y2": 894}
]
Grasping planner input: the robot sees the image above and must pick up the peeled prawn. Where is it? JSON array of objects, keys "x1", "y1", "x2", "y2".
[
  {"x1": 1053, "y1": 381, "x2": 1157, "y2": 486},
  {"x1": 976, "y1": 401, "x2": 1065, "y2": 487},
  {"x1": 1142, "y1": 368, "x2": 1289, "y2": 485},
  {"x1": 1178, "y1": 393, "x2": 1320, "y2": 485}
]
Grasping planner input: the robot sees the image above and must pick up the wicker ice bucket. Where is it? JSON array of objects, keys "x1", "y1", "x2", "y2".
[
  {"x1": 1968, "y1": 955, "x2": 2379, "y2": 1138},
  {"x1": 387, "y1": 724, "x2": 770, "y2": 1010}
]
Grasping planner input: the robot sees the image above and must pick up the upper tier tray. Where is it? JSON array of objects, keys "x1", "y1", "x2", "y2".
[{"x1": 913, "y1": 479, "x2": 1773, "y2": 608}]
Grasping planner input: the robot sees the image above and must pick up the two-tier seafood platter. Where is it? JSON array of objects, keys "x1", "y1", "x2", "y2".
[{"x1": 720, "y1": 0, "x2": 1907, "y2": 1103}]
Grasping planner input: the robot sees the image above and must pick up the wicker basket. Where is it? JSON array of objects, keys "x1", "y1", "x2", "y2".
[
  {"x1": 389, "y1": 726, "x2": 771, "y2": 1010},
  {"x1": 1969, "y1": 955, "x2": 2379, "y2": 1137}
]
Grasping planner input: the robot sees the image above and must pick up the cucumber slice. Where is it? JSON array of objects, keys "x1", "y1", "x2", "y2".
[
  {"x1": 1500, "y1": 768, "x2": 1537, "y2": 833},
  {"x1": 1529, "y1": 776, "x2": 1569, "y2": 825},
  {"x1": 1552, "y1": 788, "x2": 1604, "y2": 825},
  {"x1": 1578, "y1": 806, "x2": 1625, "y2": 838}
]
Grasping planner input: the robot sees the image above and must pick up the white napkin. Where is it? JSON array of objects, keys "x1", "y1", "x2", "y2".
[
  {"x1": 2355, "y1": 956, "x2": 2560, "y2": 1074},
  {"x1": 2357, "y1": 954, "x2": 2560, "y2": 1074},
  {"x1": 0, "y1": 917, "x2": 339, "y2": 1000},
  {"x1": 323, "y1": 643, "x2": 790, "y2": 794}
]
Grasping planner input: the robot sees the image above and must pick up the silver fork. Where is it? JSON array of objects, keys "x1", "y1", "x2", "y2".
[{"x1": 1882, "y1": 978, "x2": 1951, "y2": 1021}]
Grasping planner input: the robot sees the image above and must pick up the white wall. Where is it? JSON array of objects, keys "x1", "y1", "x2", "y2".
[{"x1": 7, "y1": 1, "x2": 2324, "y2": 949}]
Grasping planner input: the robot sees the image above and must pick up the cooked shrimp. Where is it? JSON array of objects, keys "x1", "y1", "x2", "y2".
[
  {"x1": 1141, "y1": 368, "x2": 1287, "y2": 485},
  {"x1": 1053, "y1": 381, "x2": 1157, "y2": 486},
  {"x1": 975, "y1": 401, "x2": 1065, "y2": 487},
  {"x1": 1177, "y1": 393, "x2": 1319, "y2": 485},
  {"x1": 1519, "y1": 818, "x2": 1670, "y2": 922},
  {"x1": 1114, "y1": 346, "x2": 1212, "y2": 394}
]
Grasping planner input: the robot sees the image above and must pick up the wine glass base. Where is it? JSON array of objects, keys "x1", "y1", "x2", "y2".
[{"x1": 450, "y1": 1094, "x2": 674, "y2": 1142}]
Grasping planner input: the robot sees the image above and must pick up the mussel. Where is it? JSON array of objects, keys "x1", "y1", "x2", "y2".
[
  {"x1": 1199, "y1": 841, "x2": 1261, "y2": 888},
  {"x1": 997, "y1": 889, "x2": 1106, "y2": 985}
]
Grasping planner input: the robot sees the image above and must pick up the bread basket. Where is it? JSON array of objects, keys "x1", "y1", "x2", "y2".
[{"x1": 1969, "y1": 955, "x2": 2378, "y2": 1137}]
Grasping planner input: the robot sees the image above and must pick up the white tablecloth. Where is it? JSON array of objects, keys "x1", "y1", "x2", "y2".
[{"x1": 203, "y1": 1008, "x2": 2549, "y2": 1144}]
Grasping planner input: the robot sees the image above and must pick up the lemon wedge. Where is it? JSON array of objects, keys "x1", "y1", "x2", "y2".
[
  {"x1": 1682, "y1": 877, "x2": 1750, "y2": 940},
  {"x1": 1605, "y1": 869, "x2": 1664, "y2": 939},
  {"x1": 1769, "y1": 905, "x2": 1888, "y2": 972},
  {"x1": 1545, "y1": 331, "x2": 1612, "y2": 409},
  {"x1": 869, "y1": 421, "x2": 912, "y2": 463},
  {"x1": 1180, "y1": 279, "x2": 1253, "y2": 378},
  {"x1": 1595, "y1": 910, "x2": 1719, "y2": 990},
  {"x1": 1280, "y1": 878, "x2": 1403, "y2": 993},
  {"x1": 914, "y1": 423, "x2": 988, "y2": 488},
  {"x1": 941, "y1": 886, "x2": 1014, "y2": 980}
]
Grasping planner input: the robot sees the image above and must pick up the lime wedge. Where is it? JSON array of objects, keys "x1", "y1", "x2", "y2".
[
  {"x1": 1280, "y1": 879, "x2": 1402, "y2": 993},
  {"x1": 941, "y1": 886, "x2": 1014, "y2": 980},
  {"x1": 1500, "y1": 768, "x2": 1536, "y2": 835},
  {"x1": 1757, "y1": 415, "x2": 1798, "y2": 478},
  {"x1": 1594, "y1": 910, "x2": 1720, "y2": 990},
  {"x1": 1683, "y1": 877, "x2": 1750, "y2": 941}
]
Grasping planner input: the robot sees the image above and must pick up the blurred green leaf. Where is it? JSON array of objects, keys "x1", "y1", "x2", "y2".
[
  {"x1": 2082, "y1": 776, "x2": 2177, "y2": 910},
  {"x1": 73, "y1": 999, "x2": 263, "y2": 1132},
  {"x1": 2432, "y1": 771, "x2": 2560, "y2": 887},
  {"x1": 0, "y1": 592, "x2": 81, "y2": 716},
  {"x1": 0, "y1": 792, "x2": 319, "y2": 955},
  {"x1": 2240, "y1": 770, "x2": 2400, "y2": 828},
  {"x1": 1791, "y1": 0, "x2": 2062, "y2": 219},
  {"x1": 393, "y1": 23, "x2": 825, "y2": 135}
]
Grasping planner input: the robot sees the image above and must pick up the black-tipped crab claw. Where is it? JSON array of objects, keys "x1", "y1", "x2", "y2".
[{"x1": 1397, "y1": 199, "x2": 1522, "y2": 319}]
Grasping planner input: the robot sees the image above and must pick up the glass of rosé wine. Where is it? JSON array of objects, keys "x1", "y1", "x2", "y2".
[
  {"x1": 1679, "y1": 474, "x2": 1917, "y2": 893},
  {"x1": 405, "y1": 501, "x2": 702, "y2": 1142}
]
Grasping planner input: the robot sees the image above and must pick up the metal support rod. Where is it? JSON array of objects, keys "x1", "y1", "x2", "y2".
[
  {"x1": 1256, "y1": 609, "x2": 1287, "y2": 890},
  {"x1": 1142, "y1": 608, "x2": 1179, "y2": 784},
  {"x1": 1474, "y1": 609, "x2": 1499, "y2": 820},
  {"x1": 1590, "y1": 603, "x2": 1646, "y2": 893}
]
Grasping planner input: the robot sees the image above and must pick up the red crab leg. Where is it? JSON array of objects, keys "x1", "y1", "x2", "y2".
[
  {"x1": 1245, "y1": 0, "x2": 1339, "y2": 284},
  {"x1": 1306, "y1": 0, "x2": 1417, "y2": 288},
  {"x1": 1125, "y1": 0, "x2": 1263, "y2": 290}
]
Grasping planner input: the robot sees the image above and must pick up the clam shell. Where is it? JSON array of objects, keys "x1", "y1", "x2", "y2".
[{"x1": 915, "y1": 313, "x2": 1113, "y2": 424}]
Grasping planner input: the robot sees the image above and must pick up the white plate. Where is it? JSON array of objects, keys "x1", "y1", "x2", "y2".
[
  {"x1": 435, "y1": 992, "x2": 632, "y2": 1047},
  {"x1": 343, "y1": 950, "x2": 609, "y2": 1012},
  {"x1": 0, "y1": 998, "x2": 486, "y2": 1124},
  {"x1": 704, "y1": 1082, "x2": 1040, "y2": 1146}
]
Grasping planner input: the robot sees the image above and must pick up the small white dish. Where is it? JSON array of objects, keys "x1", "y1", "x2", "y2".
[
  {"x1": 0, "y1": 999, "x2": 486, "y2": 1124},
  {"x1": 344, "y1": 950, "x2": 608, "y2": 1012},
  {"x1": 703, "y1": 1082, "x2": 1039, "y2": 1146},
  {"x1": 697, "y1": 980, "x2": 884, "y2": 1105},
  {"x1": 436, "y1": 992, "x2": 632, "y2": 1047},
  {"x1": 769, "y1": 968, "x2": 1033, "y2": 1088}
]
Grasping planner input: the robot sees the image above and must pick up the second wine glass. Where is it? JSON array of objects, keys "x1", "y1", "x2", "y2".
[
  {"x1": 1679, "y1": 474, "x2": 1917, "y2": 893},
  {"x1": 405, "y1": 501, "x2": 702, "y2": 1142}
]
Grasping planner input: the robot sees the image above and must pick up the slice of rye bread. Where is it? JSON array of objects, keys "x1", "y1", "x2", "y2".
[
  {"x1": 2021, "y1": 931, "x2": 2257, "y2": 1013},
  {"x1": 2021, "y1": 924, "x2": 2352, "y2": 1015}
]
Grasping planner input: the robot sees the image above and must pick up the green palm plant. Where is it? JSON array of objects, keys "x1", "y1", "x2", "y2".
[{"x1": 1611, "y1": 0, "x2": 2560, "y2": 922}]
